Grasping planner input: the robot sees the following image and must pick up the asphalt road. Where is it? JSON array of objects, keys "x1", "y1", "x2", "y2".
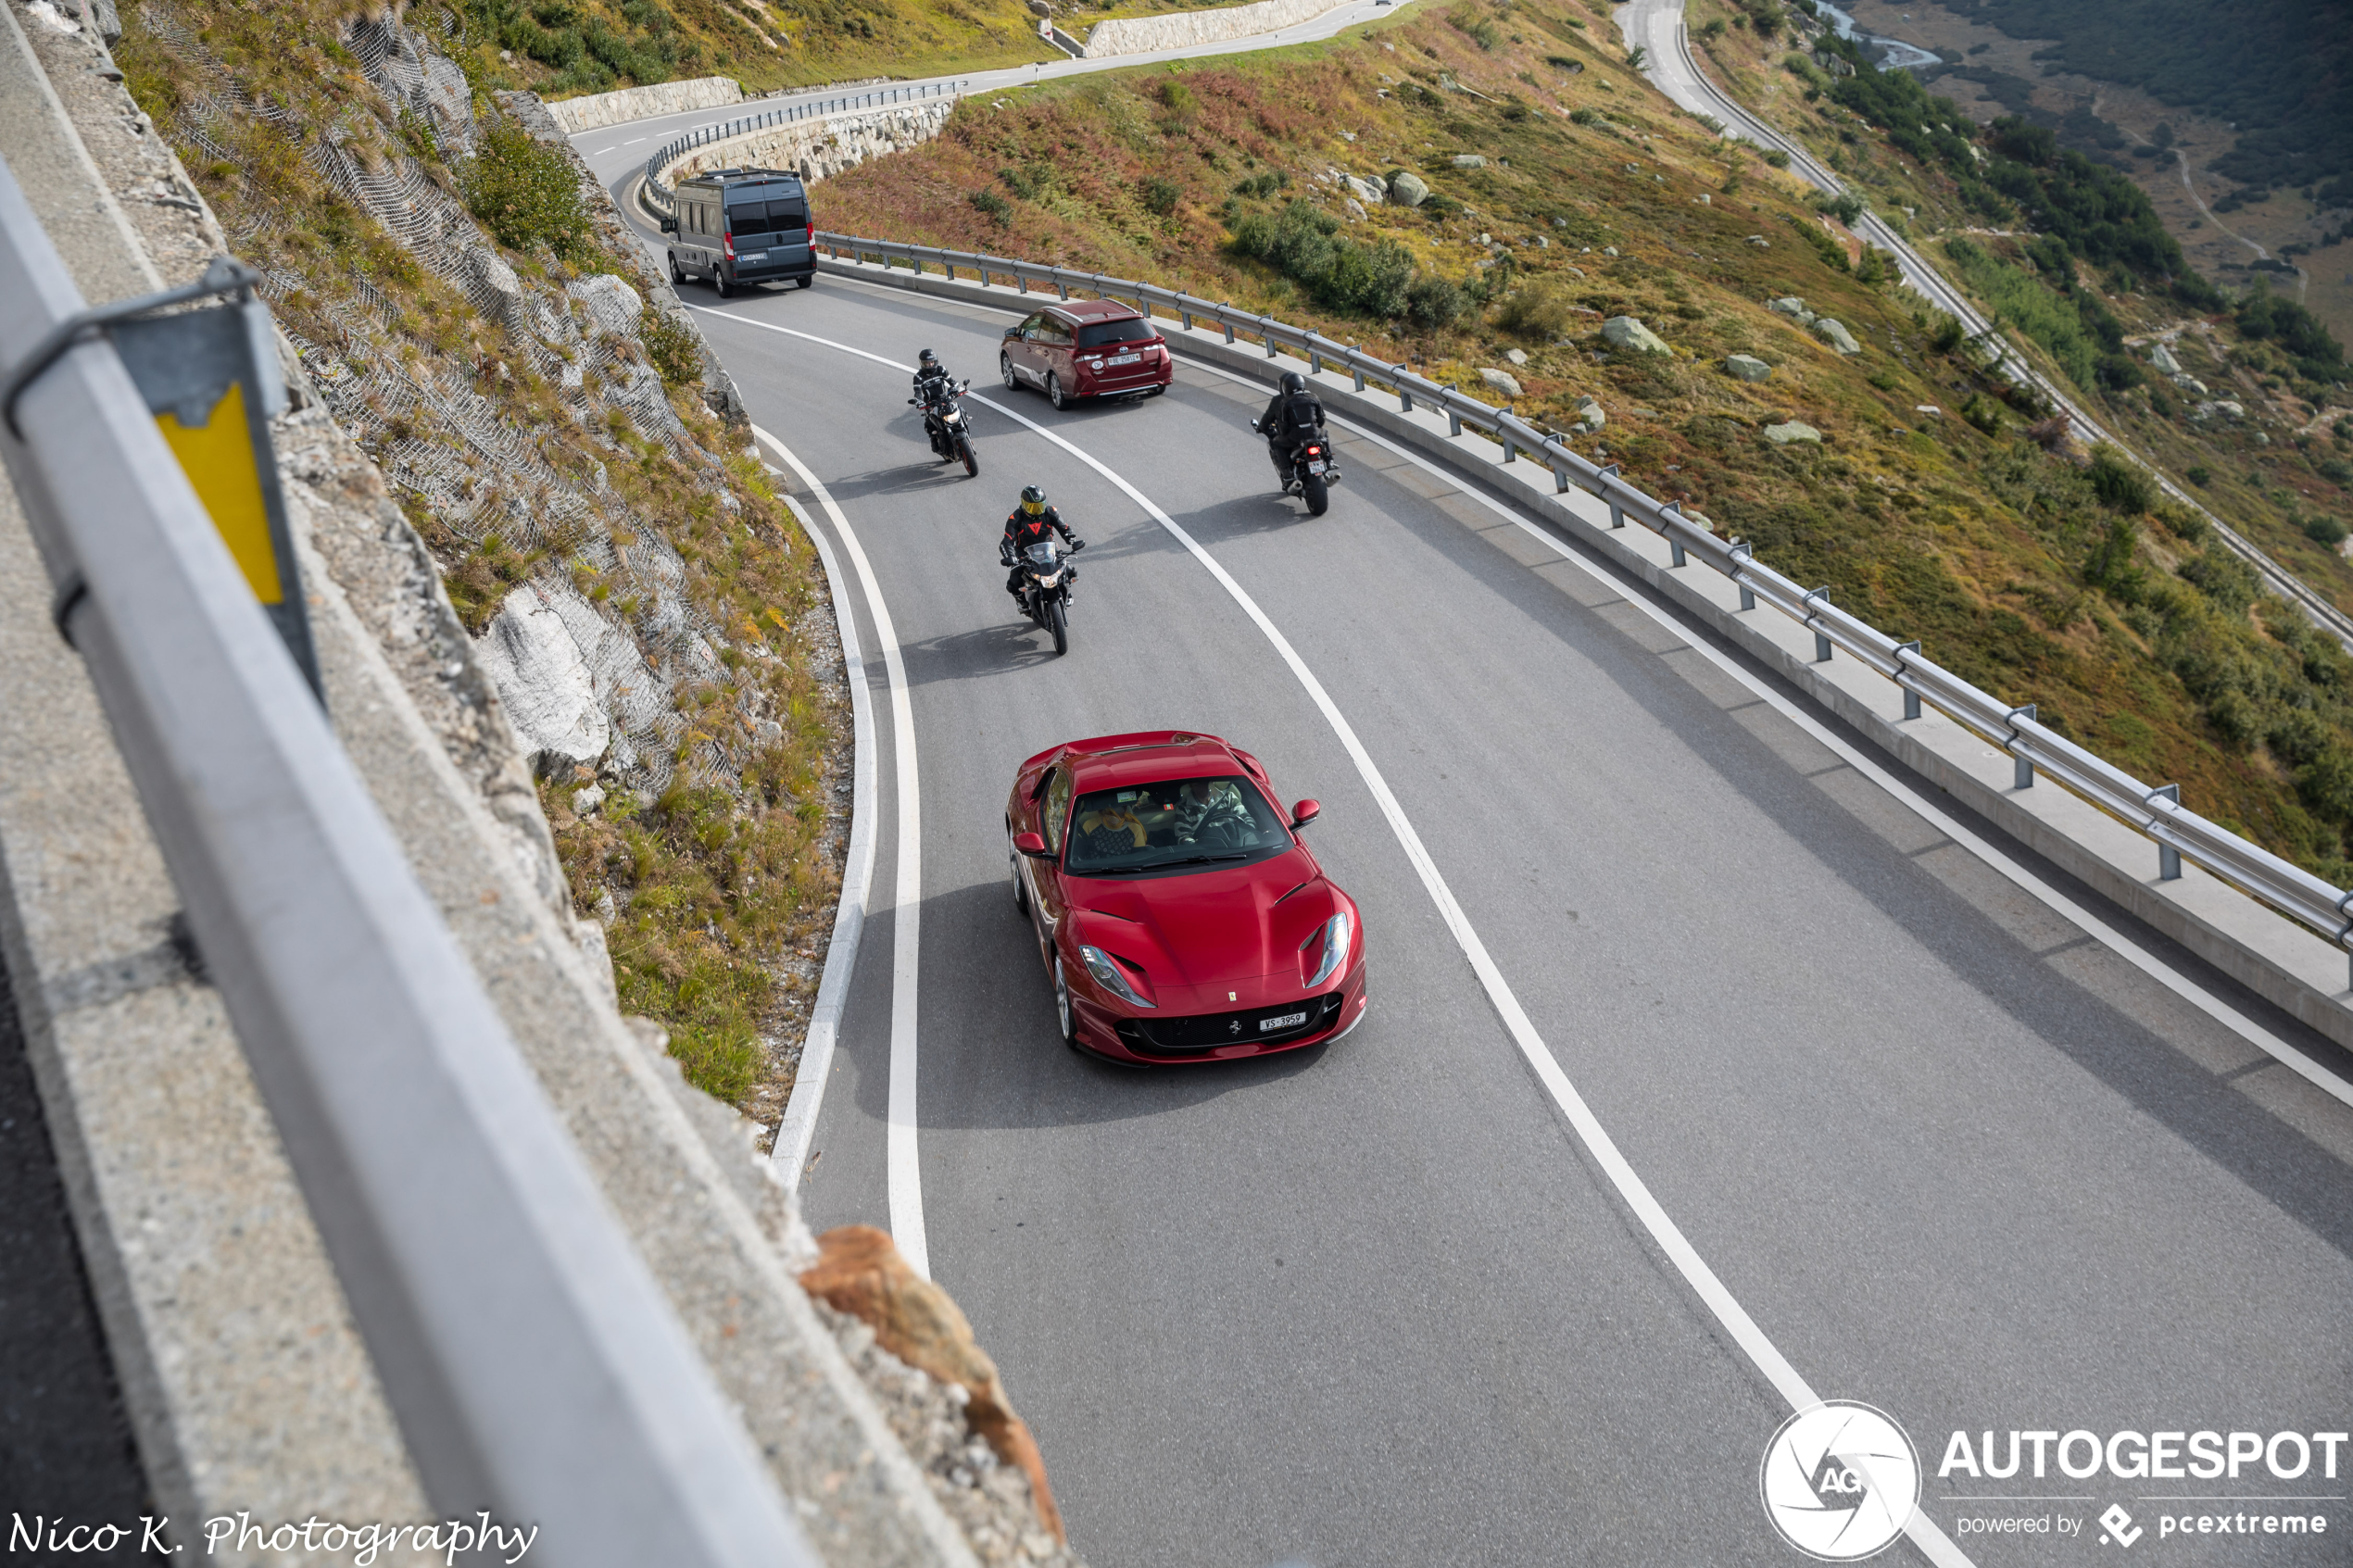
[{"x1": 572, "y1": 130, "x2": 2353, "y2": 1565}]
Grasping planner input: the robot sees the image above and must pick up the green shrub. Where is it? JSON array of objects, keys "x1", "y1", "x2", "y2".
[
  {"x1": 640, "y1": 308, "x2": 702, "y2": 387},
  {"x1": 1406, "y1": 274, "x2": 1467, "y2": 328},
  {"x1": 1142, "y1": 177, "x2": 1181, "y2": 216},
  {"x1": 1492, "y1": 282, "x2": 1575, "y2": 340},
  {"x1": 2301, "y1": 511, "x2": 2349, "y2": 546},
  {"x1": 1929, "y1": 311, "x2": 1966, "y2": 354},
  {"x1": 2088, "y1": 448, "x2": 2156, "y2": 513},
  {"x1": 969, "y1": 189, "x2": 1012, "y2": 223},
  {"x1": 1762, "y1": 148, "x2": 1791, "y2": 169},
  {"x1": 1813, "y1": 191, "x2": 1864, "y2": 225},
  {"x1": 1569, "y1": 107, "x2": 1602, "y2": 126},
  {"x1": 459, "y1": 119, "x2": 592, "y2": 258},
  {"x1": 1230, "y1": 200, "x2": 1415, "y2": 318},
  {"x1": 2186, "y1": 464, "x2": 2212, "y2": 485}
]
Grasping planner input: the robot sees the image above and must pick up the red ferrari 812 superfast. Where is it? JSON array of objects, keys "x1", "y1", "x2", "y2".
[{"x1": 1005, "y1": 731, "x2": 1368, "y2": 1064}]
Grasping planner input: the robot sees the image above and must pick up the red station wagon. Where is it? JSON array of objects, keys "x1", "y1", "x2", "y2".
[{"x1": 999, "y1": 298, "x2": 1174, "y2": 408}]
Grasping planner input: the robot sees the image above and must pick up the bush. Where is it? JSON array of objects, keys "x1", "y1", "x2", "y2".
[
  {"x1": 1929, "y1": 311, "x2": 1966, "y2": 354},
  {"x1": 640, "y1": 308, "x2": 702, "y2": 387},
  {"x1": 1406, "y1": 274, "x2": 1467, "y2": 328},
  {"x1": 2187, "y1": 464, "x2": 2212, "y2": 485},
  {"x1": 1492, "y1": 282, "x2": 1575, "y2": 340},
  {"x1": 2088, "y1": 447, "x2": 2156, "y2": 513},
  {"x1": 1961, "y1": 393, "x2": 2004, "y2": 434},
  {"x1": 1569, "y1": 107, "x2": 1602, "y2": 126},
  {"x1": 1762, "y1": 148, "x2": 1792, "y2": 169},
  {"x1": 1229, "y1": 200, "x2": 1414, "y2": 318},
  {"x1": 459, "y1": 119, "x2": 592, "y2": 259},
  {"x1": 1142, "y1": 177, "x2": 1180, "y2": 216},
  {"x1": 2301, "y1": 511, "x2": 2349, "y2": 546},
  {"x1": 969, "y1": 189, "x2": 1012, "y2": 224}
]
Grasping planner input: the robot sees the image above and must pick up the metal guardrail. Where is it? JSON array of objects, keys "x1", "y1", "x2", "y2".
[
  {"x1": 0, "y1": 157, "x2": 812, "y2": 1565},
  {"x1": 641, "y1": 81, "x2": 968, "y2": 217},
  {"x1": 818, "y1": 228, "x2": 2353, "y2": 968}
]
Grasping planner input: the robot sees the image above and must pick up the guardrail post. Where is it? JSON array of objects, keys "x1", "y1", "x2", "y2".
[
  {"x1": 1223, "y1": 315, "x2": 1236, "y2": 345},
  {"x1": 1056, "y1": 276, "x2": 1069, "y2": 299},
  {"x1": 1896, "y1": 641, "x2": 1921, "y2": 719},
  {"x1": 1554, "y1": 464, "x2": 1571, "y2": 494},
  {"x1": 1803, "y1": 584, "x2": 1833, "y2": 662},
  {"x1": 1503, "y1": 424, "x2": 1517, "y2": 464},
  {"x1": 1351, "y1": 356, "x2": 1365, "y2": 392},
  {"x1": 1393, "y1": 365, "x2": 1413, "y2": 413},
  {"x1": 1600, "y1": 463, "x2": 1623, "y2": 527},
  {"x1": 1181, "y1": 308, "x2": 1193, "y2": 329},
  {"x1": 1311, "y1": 347, "x2": 1324, "y2": 375},
  {"x1": 1448, "y1": 408, "x2": 1462, "y2": 436},
  {"x1": 2006, "y1": 704, "x2": 2036, "y2": 789},
  {"x1": 1662, "y1": 501, "x2": 1685, "y2": 565},
  {"x1": 2149, "y1": 784, "x2": 2182, "y2": 879},
  {"x1": 1264, "y1": 331, "x2": 1277, "y2": 359}
]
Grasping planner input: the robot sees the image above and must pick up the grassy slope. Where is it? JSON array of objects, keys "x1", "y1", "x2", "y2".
[
  {"x1": 1684, "y1": 1, "x2": 2353, "y2": 611},
  {"x1": 816, "y1": 0, "x2": 2353, "y2": 879},
  {"x1": 120, "y1": 0, "x2": 848, "y2": 1117}
]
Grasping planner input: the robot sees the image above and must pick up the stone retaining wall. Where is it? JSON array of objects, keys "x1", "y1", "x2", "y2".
[
  {"x1": 671, "y1": 98, "x2": 958, "y2": 185},
  {"x1": 545, "y1": 73, "x2": 741, "y2": 133},
  {"x1": 1081, "y1": 0, "x2": 1349, "y2": 56}
]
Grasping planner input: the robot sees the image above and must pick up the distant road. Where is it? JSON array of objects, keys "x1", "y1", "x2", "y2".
[
  {"x1": 569, "y1": 0, "x2": 1424, "y2": 166},
  {"x1": 1616, "y1": 0, "x2": 2353, "y2": 651}
]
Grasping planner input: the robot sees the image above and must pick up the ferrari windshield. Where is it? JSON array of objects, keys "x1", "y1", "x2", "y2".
[{"x1": 1063, "y1": 774, "x2": 1291, "y2": 874}]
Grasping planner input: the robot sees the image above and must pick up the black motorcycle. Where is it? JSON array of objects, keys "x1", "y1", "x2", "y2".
[
  {"x1": 1252, "y1": 417, "x2": 1338, "y2": 516},
  {"x1": 912, "y1": 379, "x2": 978, "y2": 477},
  {"x1": 1011, "y1": 536, "x2": 1081, "y2": 655}
]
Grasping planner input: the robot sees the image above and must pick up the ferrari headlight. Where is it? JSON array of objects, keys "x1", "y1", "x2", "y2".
[
  {"x1": 1302, "y1": 911, "x2": 1353, "y2": 989},
  {"x1": 1078, "y1": 945, "x2": 1154, "y2": 1009}
]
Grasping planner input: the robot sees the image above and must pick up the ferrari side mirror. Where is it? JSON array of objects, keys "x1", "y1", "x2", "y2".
[
  {"x1": 1290, "y1": 799, "x2": 1320, "y2": 831},
  {"x1": 1013, "y1": 831, "x2": 1051, "y2": 858}
]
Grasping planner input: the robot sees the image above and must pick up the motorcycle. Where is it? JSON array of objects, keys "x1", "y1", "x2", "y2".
[
  {"x1": 912, "y1": 379, "x2": 978, "y2": 477},
  {"x1": 1251, "y1": 417, "x2": 1338, "y2": 516},
  {"x1": 1010, "y1": 536, "x2": 1082, "y2": 655}
]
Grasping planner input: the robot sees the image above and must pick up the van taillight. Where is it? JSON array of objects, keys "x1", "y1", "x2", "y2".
[
  {"x1": 724, "y1": 232, "x2": 736, "y2": 260},
  {"x1": 805, "y1": 222, "x2": 814, "y2": 246}
]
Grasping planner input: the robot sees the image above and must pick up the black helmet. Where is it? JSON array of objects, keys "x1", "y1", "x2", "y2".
[
  {"x1": 1020, "y1": 483, "x2": 1047, "y2": 516},
  {"x1": 1279, "y1": 370, "x2": 1307, "y2": 395},
  {"x1": 919, "y1": 347, "x2": 939, "y2": 367}
]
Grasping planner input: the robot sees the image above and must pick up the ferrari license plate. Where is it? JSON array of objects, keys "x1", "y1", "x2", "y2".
[
  {"x1": 1260, "y1": 1010, "x2": 1309, "y2": 1032},
  {"x1": 1107, "y1": 352, "x2": 1142, "y2": 365}
]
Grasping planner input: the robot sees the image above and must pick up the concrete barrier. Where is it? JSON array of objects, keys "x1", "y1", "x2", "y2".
[{"x1": 545, "y1": 74, "x2": 742, "y2": 134}]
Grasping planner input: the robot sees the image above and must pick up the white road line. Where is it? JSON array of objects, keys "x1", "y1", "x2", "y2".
[
  {"x1": 592, "y1": 145, "x2": 616, "y2": 155},
  {"x1": 761, "y1": 470, "x2": 880, "y2": 1192},
  {"x1": 694, "y1": 304, "x2": 1972, "y2": 1567},
  {"x1": 623, "y1": 136, "x2": 647, "y2": 145},
  {"x1": 750, "y1": 418, "x2": 931, "y2": 1280}
]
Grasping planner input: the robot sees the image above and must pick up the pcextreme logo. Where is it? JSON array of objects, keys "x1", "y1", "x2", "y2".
[{"x1": 1760, "y1": 1402, "x2": 1923, "y2": 1561}]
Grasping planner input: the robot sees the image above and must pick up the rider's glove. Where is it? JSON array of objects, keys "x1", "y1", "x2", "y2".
[{"x1": 1070, "y1": 537, "x2": 1087, "y2": 550}]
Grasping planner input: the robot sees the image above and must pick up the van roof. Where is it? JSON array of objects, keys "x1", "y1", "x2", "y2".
[{"x1": 680, "y1": 169, "x2": 805, "y2": 192}]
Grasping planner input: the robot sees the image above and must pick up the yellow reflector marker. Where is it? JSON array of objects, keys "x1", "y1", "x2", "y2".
[{"x1": 155, "y1": 381, "x2": 282, "y2": 606}]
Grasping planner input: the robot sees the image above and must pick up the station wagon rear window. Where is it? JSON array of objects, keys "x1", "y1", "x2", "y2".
[{"x1": 1075, "y1": 320, "x2": 1155, "y2": 348}]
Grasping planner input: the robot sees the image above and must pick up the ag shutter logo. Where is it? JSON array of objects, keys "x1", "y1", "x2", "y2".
[{"x1": 1760, "y1": 1402, "x2": 1923, "y2": 1561}]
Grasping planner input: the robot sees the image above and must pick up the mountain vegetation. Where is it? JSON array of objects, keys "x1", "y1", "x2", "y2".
[{"x1": 813, "y1": 0, "x2": 2353, "y2": 881}]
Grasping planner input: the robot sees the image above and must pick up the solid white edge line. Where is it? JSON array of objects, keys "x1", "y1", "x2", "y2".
[
  {"x1": 698, "y1": 305, "x2": 1969, "y2": 1565},
  {"x1": 751, "y1": 419, "x2": 931, "y2": 1282},
  {"x1": 1293, "y1": 396, "x2": 2353, "y2": 1115},
  {"x1": 762, "y1": 468, "x2": 879, "y2": 1192}
]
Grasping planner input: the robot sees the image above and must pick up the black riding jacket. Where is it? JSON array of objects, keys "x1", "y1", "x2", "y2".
[
  {"x1": 1262, "y1": 388, "x2": 1327, "y2": 451},
  {"x1": 913, "y1": 364, "x2": 956, "y2": 406},
  {"x1": 1003, "y1": 505, "x2": 1078, "y2": 558}
]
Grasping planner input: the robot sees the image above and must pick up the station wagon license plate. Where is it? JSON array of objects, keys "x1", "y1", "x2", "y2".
[
  {"x1": 1106, "y1": 352, "x2": 1142, "y2": 365},
  {"x1": 1260, "y1": 1010, "x2": 1308, "y2": 1032}
]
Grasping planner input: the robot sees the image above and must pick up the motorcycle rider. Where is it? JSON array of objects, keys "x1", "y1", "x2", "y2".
[
  {"x1": 912, "y1": 348, "x2": 958, "y2": 451},
  {"x1": 1001, "y1": 484, "x2": 1084, "y2": 604},
  {"x1": 1257, "y1": 370, "x2": 1328, "y2": 493}
]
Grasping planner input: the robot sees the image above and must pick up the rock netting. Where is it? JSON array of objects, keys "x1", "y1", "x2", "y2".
[{"x1": 666, "y1": 99, "x2": 959, "y2": 187}]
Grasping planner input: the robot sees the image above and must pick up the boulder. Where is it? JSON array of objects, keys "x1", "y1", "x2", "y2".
[
  {"x1": 1763, "y1": 420, "x2": 1823, "y2": 445},
  {"x1": 801, "y1": 1225, "x2": 1064, "y2": 1544},
  {"x1": 1602, "y1": 316, "x2": 1672, "y2": 355},
  {"x1": 1343, "y1": 174, "x2": 1386, "y2": 206},
  {"x1": 1811, "y1": 317, "x2": 1862, "y2": 355},
  {"x1": 2192, "y1": 399, "x2": 2245, "y2": 422},
  {"x1": 1344, "y1": 198, "x2": 1367, "y2": 220},
  {"x1": 1504, "y1": 347, "x2": 1529, "y2": 366},
  {"x1": 2149, "y1": 340, "x2": 2183, "y2": 375},
  {"x1": 1478, "y1": 367, "x2": 1524, "y2": 398},
  {"x1": 1453, "y1": 153, "x2": 1487, "y2": 169},
  {"x1": 1572, "y1": 395, "x2": 1606, "y2": 432},
  {"x1": 1724, "y1": 353, "x2": 1773, "y2": 382},
  {"x1": 1387, "y1": 169, "x2": 1429, "y2": 207},
  {"x1": 568, "y1": 273, "x2": 645, "y2": 337},
  {"x1": 1768, "y1": 295, "x2": 1809, "y2": 318},
  {"x1": 2175, "y1": 374, "x2": 2208, "y2": 395},
  {"x1": 477, "y1": 587, "x2": 610, "y2": 774}
]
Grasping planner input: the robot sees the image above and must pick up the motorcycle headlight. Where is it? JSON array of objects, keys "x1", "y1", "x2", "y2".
[
  {"x1": 1037, "y1": 571, "x2": 1061, "y2": 586},
  {"x1": 1078, "y1": 945, "x2": 1154, "y2": 1009},
  {"x1": 1302, "y1": 911, "x2": 1353, "y2": 989},
  {"x1": 943, "y1": 409, "x2": 962, "y2": 424}
]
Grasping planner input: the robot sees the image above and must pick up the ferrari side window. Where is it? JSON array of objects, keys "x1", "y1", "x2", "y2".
[{"x1": 1042, "y1": 769, "x2": 1071, "y2": 854}]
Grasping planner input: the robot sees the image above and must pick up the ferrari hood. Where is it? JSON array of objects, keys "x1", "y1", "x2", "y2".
[{"x1": 1068, "y1": 851, "x2": 1337, "y2": 989}]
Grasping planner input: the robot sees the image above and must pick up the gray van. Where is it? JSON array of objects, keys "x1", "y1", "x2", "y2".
[{"x1": 661, "y1": 168, "x2": 814, "y2": 297}]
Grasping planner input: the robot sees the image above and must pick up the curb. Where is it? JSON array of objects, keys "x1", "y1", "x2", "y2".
[{"x1": 816, "y1": 251, "x2": 2353, "y2": 1066}]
